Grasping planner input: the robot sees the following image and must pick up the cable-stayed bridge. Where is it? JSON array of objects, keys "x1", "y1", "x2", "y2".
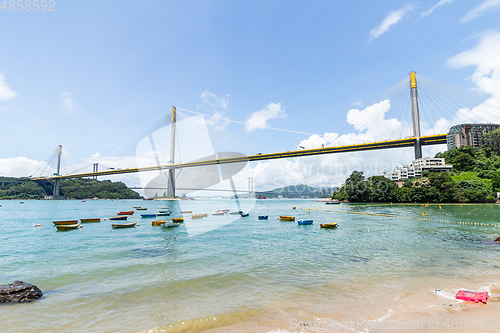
[
  {"x1": 32, "y1": 134, "x2": 446, "y2": 181},
  {"x1": 31, "y1": 72, "x2": 484, "y2": 198}
]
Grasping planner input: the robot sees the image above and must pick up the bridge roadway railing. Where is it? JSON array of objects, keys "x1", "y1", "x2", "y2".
[{"x1": 31, "y1": 134, "x2": 447, "y2": 181}]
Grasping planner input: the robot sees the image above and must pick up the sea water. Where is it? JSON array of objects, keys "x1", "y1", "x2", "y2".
[{"x1": 0, "y1": 199, "x2": 499, "y2": 332}]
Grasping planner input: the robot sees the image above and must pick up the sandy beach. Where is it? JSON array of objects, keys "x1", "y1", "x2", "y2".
[{"x1": 371, "y1": 284, "x2": 500, "y2": 333}]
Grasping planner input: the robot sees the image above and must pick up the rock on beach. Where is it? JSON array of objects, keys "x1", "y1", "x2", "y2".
[{"x1": 0, "y1": 281, "x2": 43, "y2": 303}]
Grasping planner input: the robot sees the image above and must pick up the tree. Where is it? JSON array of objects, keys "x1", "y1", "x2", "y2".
[
  {"x1": 482, "y1": 128, "x2": 500, "y2": 155},
  {"x1": 344, "y1": 171, "x2": 369, "y2": 202}
]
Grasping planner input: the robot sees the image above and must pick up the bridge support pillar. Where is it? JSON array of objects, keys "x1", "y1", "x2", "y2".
[
  {"x1": 167, "y1": 107, "x2": 176, "y2": 197},
  {"x1": 52, "y1": 145, "x2": 66, "y2": 200},
  {"x1": 410, "y1": 72, "x2": 422, "y2": 159}
]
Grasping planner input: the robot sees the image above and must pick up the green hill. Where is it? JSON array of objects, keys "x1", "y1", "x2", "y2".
[{"x1": 0, "y1": 177, "x2": 142, "y2": 200}]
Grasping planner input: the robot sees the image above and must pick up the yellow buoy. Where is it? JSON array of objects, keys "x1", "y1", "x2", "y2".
[
  {"x1": 423, "y1": 211, "x2": 426, "y2": 216},
  {"x1": 292, "y1": 206, "x2": 296, "y2": 210}
]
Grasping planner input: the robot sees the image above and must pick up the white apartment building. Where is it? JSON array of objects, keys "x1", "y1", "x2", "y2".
[{"x1": 381, "y1": 157, "x2": 453, "y2": 181}]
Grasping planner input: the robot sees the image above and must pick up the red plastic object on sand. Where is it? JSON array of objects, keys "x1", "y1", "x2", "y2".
[{"x1": 455, "y1": 290, "x2": 489, "y2": 303}]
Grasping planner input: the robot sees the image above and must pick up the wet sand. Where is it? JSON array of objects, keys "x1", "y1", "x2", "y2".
[{"x1": 372, "y1": 284, "x2": 500, "y2": 333}]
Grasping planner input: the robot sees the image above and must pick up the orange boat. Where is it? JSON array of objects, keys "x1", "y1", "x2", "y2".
[
  {"x1": 172, "y1": 217, "x2": 184, "y2": 223},
  {"x1": 53, "y1": 220, "x2": 79, "y2": 225},
  {"x1": 320, "y1": 222, "x2": 338, "y2": 228},
  {"x1": 80, "y1": 218, "x2": 101, "y2": 223},
  {"x1": 117, "y1": 211, "x2": 134, "y2": 215},
  {"x1": 56, "y1": 224, "x2": 80, "y2": 230},
  {"x1": 279, "y1": 216, "x2": 295, "y2": 221},
  {"x1": 152, "y1": 220, "x2": 167, "y2": 226}
]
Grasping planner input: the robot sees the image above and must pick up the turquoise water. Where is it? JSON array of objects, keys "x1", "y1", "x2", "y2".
[{"x1": 1, "y1": 199, "x2": 500, "y2": 332}]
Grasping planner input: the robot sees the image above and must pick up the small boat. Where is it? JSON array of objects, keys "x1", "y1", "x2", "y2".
[
  {"x1": 320, "y1": 222, "x2": 338, "y2": 228},
  {"x1": 229, "y1": 211, "x2": 243, "y2": 215},
  {"x1": 258, "y1": 215, "x2": 268, "y2": 220},
  {"x1": 191, "y1": 214, "x2": 205, "y2": 219},
  {"x1": 212, "y1": 211, "x2": 226, "y2": 216},
  {"x1": 240, "y1": 213, "x2": 249, "y2": 217},
  {"x1": 156, "y1": 212, "x2": 171, "y2": 216},
  {"x1": 159, "y1": 210, "x2": 172, "y2": 214},
  {"x1": 161, "y1": 207, "x2": 169, "y2": 209},
  {"x1": 117, "y1": 211, "x2": 134, "y2": 215},
  {"x1": 152, "y1": 220, "x2": 167, "y2": 226},
  {"x1": 133, "y1": 206, "x2": 142, "y2": 209},
  {"x1": 162, "y1": 223, "x2": 181, "y2": 228},
  {"x1": 53, "y1": 220, "x2": 79, "y2": 225},
  {"x1": 141, "y1": 214, "x2": 157, "y2": 218},
  {"x1": 326, "y1": 201, "x2": 340, "y2": 205},
  {"x1": 112, "y1": 222, "x2": 136, "y2": 228},
  {"x1": 136, "y1": 208, "x2": 147, "y2": 210},
  {"x1": 109, "y1": 216, "x2": 128, "y2": 221},
  {"x1": 80, "y1": 218, "x2": 101, "y2": 223},
  {"x1": 279, "y1": 216, "x2": 295, "y2": 221},
  {"x1": 181, "y1": 210, "x2": 192, "y2": 213},
  {"x1": 298, "y1": 219, "x2": 313, "y2": 225},
  {"x1": 56, "y1": 224, "x2": 80, "y2": 230},
  {"x1": 172, "y1": 217, "x2": 184, "y2": 223},
  {"x1": 456, "y1": 290, "x2": 489, "y2": 303}
]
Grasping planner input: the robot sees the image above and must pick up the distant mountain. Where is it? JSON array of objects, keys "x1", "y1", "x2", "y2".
[{"x1": 271, "y1": 184, "x2": 317, "y2": 194}]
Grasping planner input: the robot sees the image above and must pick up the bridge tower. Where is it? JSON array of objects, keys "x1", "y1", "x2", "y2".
[
  {"x1": 410, "y1": 72, "x2": 422, "y2": 159},
  {"x1": 52, "y1": 145, "x2": 65, "y2": 200},
  {"x1": 167, "y1": 106, "x2": 176, "y2": 197}
]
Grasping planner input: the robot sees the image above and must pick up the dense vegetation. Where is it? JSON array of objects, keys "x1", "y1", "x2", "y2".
[
  {"x1": 0, "y1": 177, "x2": 47, "y2": 199},
  {"x1": 59, "y1": 179, "x2": 142, "y2": 199},
  {"x1": 331, "y1": 129, "x2": 500, "y2": 203},
  {"x1": 0, "y1": 177, "x2": 142, "y2": 200}
]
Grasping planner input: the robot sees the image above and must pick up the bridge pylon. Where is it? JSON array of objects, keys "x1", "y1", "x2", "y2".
[
  {"x1": 410, "y1": 72, "x2": 422, "y2": 159},
  {"x1": 167, "y1": 106, "x2": 176, "y2": 197},
  {"x1": 51, "y1": 145, "x2": 66, "y2": 200}
]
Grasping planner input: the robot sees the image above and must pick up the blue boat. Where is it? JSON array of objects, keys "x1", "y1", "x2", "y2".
[
  {"x1": 258, "y1": 215, "x2": 268, "y2": 220},
  {"x1": 240, "y1": 213, "x2": 249, "y2": 217},
  {"x1": 159, "y1": 210, "x2": 172, "y2": 214},
  {"x1": 156, "y1": 212, "x2": 171, "y2": 216},
  {"x1": 109, "y1": 216, "x2": 128, "y2": 221},
  {"x1": 297, "y1": 219, "x2": 313, "y2": 225},
  {"x1": 141, "y1": 213, "x2": 157, "y2": 218}
]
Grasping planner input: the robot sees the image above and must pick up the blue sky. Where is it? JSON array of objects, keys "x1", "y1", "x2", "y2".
[{"x1": 1, "y1": 1, "x2": 500, "y2": 190}]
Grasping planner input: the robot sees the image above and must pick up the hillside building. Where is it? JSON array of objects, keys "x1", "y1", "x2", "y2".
[
  {"x1": 381, "y1": 157, "x2": 453, "y2": 181},
  {"x1": 447, "y1": 123, "x2": 500, "y2": 150}
]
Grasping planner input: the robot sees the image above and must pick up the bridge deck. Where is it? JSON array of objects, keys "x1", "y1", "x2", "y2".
[{"x1": 32, "y1": 134, "x2": 447, "y2": 181}]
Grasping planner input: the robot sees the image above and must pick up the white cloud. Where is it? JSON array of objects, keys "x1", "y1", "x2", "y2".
[
  {"x1": 0, "y1": 74, "x2": 17, "y2": 101},
  {"x1": 206, "y1": 111, "x2": 230, "y2": 131},
  {"x1": 369, "y1": 5, "x2": 414, "y2": 41},
  {"x1": 447, "y1": 31, "x2": 500, "y2": 98},
  {"x1": 245, "y1": 102, "x2": 286, "y2": 132},
  {"x1": 351, "y1": 99, "x2": 363, "y2": 107},
  {"x1": 61, "y1": 92, "x2": 77, "y2": 114},
  {"x1": 197, "y1": 91, "x2": 231, "y2": 131},
  {"x1": 461, "y1": 0, "x2": 500, "y2": 23},
  {"x1": 200, "y1": 90, "x2": 229, "y2": 109},
  {"x1": 249, "y1": 100, "x2": 418, "y2": 189},
  {"x1": 420, "y1": 0, "x2": 454, "y2": 18},
  {"x1": 0, "y1": 157, "x2": 48, "y2": 177}
]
